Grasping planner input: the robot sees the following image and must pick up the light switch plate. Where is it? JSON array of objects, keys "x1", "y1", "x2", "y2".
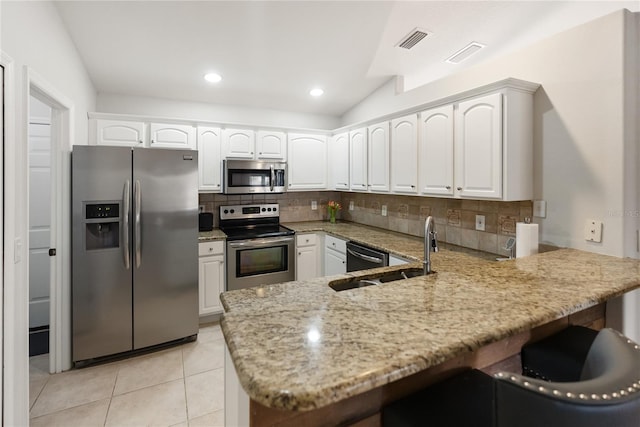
[
  {"x1": 349, "y1": 201, "x2": 355, "y2": 211},
  {"x1": 584, "y1": 219, "x2": 603, "y2": 243},
  {"x1": 311, "y1": 201, "x2": 317, "y2": 210},
  {"x1": 381, "y1": 205, "x2": 387, "y2": 216},
  {"x1": 475, "y1": 215, "x2": 485, "y2": 231},
  {"x1": 533, "y1": 200, "x2": 546, "y2": 218}
]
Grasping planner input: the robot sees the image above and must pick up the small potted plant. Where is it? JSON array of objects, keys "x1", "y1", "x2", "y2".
[{"x1": 327, "y1": 200, "x2": 341, "y2": 224}]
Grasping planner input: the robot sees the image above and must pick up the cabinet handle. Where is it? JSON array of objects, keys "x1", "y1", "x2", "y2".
[
  {"x1": 457, "y1": 187, "x2": 462, "y2": 191},
  {"x1": 139, "y1": 140, "x2": 143, "y2": 144},
  {"x1": 411, "y1": 185, "x2": 415, "y2": 188},
  {"x1": 151, "y1": 139, "x2": 155, "y2": 144},
  {"x1": 259, "y1": 152, "x2": 262, "y2": 155},
  {"x1": 446, "y1": 186, "x2": 451, "y2": 190},
  {"x1": 209, "y1": 247, "x2": 213, "y2": 252},
  {"x1": 251, "y1": 152, "x2": 254, "y2": 155}
]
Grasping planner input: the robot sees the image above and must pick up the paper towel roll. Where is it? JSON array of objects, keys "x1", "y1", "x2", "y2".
[{"x1": 516, "y1": 223, "x2": 539, "y2": 258}]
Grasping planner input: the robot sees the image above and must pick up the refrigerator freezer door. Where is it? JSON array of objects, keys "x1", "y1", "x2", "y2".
[
  {"x1": 132, "y1": 149, "x2": 199, "y2": 349},
  {"x1": 72, "y1": 146, "x2": 133, "y2": 361}
]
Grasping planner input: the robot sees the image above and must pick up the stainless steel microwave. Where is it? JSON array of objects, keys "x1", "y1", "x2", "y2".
[{"x1": 222, "y1": 160, "x2": 287, "y2": 194}]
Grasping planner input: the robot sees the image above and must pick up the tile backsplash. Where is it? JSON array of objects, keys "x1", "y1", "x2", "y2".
[{"x1": 199, "y1": 191, "x2": 533, "y2": 256}]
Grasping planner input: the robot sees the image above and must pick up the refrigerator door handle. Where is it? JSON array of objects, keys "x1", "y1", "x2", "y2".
[
  {"x1": 123, "y1": 180, "x2": 130, "y2": 270},
  {"x1": 134, "y1": 179, "x2": 141, "y2": 268}
]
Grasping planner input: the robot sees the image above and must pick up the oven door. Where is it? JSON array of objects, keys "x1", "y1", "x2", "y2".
[{"x1": 226, "y1": 236, "x2": 295, "y2": 291}]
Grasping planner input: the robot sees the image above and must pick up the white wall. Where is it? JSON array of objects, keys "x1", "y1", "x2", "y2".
[
  {"x1": 0, "y1": 1, "x2": 96, "y2": 424},
  {"x1": 342, "y1": 9, "x2": 634, "y2": 258},
  {"x1": 97, "y1": 92, "x2": 340, "y2": 131}
]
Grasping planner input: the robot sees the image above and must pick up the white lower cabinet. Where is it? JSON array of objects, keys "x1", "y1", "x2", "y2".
[
  {"x1": 198, "y1": 241, "x2": 225, "y2": 316},
  {"x1": 324, "y1": 234, "x2": 347, "y2": 276},
  {"x1": 296, "y1": 233, "x2": 320, "y2": 281}
]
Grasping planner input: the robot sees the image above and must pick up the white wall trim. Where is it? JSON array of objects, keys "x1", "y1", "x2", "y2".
[
  {"x1": 1, "y1": 49, "x2": 28, "y2": 427},
  {"x1": 26, "y1": 67, "x2": 74, "y2": 374}
]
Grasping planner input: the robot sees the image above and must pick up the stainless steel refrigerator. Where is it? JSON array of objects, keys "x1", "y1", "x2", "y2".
[{"x1": 71, "y1": 145, "x2": 198, "y2": 363}]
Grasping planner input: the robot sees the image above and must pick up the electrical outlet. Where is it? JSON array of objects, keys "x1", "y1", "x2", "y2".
[
  {"x1": 349, "y1": 201, "x2": 355, "y2": 211},
  {"x1": 584, "y1": 219, "x2": 603, "y2": 243},
  {"x1": 311, "y1": 200, "x2": 317, "y2": 210},
  {"x1": 475, "y1": 215, "x2": 485, "y2": 231},
  {"x1": 199, "y1": 205, "x2": 205, "y2": 213},
  {"x1": 381, "y1": 205, "x2": 387, "y2": 216}
]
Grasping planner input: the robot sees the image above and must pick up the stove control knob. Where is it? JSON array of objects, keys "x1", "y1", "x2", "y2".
[
  {"x1": 273, "y1": 207, "x2": 277, "y2": 211},
  {"x1": 267, "y1": 208, "x2": 272, "y2": 212},
  {"x1": 262, "y1": 208, "x2": 266, "y2": 212},
  {"x1": 223, "y1": 209, "x2": 229, "y2": 214},
  {"x1": 230, "y1": 209, "x2": 235, "y2": 214}
]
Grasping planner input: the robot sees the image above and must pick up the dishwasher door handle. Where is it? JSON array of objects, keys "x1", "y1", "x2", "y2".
[{"x1": 347, "y1": 248, "x2": 384, "y2": 264}]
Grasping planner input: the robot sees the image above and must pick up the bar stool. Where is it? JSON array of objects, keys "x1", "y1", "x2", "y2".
[{"x1": 382, "y1": 328, "x2": 640, "y2": 427}]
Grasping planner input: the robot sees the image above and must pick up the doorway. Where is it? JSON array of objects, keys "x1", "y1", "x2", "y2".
[{"x1": 28, "y1": 95, "x2": 52, "y2": 357}]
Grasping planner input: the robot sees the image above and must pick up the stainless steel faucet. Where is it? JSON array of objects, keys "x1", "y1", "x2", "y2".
[{"x1": 424, "y1": 216, "x2": 438, "y2": 275}]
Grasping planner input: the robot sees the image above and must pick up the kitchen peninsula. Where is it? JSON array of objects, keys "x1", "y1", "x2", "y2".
[{"x1": 220, "y1": 222, "x2": 640, "y2": 426}]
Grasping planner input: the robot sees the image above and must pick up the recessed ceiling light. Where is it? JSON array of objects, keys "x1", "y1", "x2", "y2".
[
  {"x1": 445, "y1": 42, "x2": 486, "y2": 64},
  {"x1": 204, "y1": 72, "x2": 222, "y2": 83},
  {"x1": 310, "y1": 88, "x2": 324, "y2": 97}
]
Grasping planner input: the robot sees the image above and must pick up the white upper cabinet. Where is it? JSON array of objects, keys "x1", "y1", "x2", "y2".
[
  {"x1": 419, "y1": 105, "x2": 454, "y2": 196},
  {"x1": 367, "y1": 122, "x2": 390, "y2": 192},
  {"x1": 149, "y1": 123, "x2": 196, "y2": 150},
  {"x1": 454, "y1": 93, "x2": 503, "y2": 199},
  {"x1": 329, "y1": 132, "x2": 349, "y2": 190},
  {"x1": 197, "y1": 126, "x2": 222, "y2": 192},
  {"x1": 287, "y1": 133, "x2": 328, "y2": 190},
  {"x1": 222, "y1": 128, "x2": 256, "y2": 159},
  {"x1": 349, "y1": 128, "x2": 368, "y2": 191},
  {"x1": 390, "y1": 115, "x2": 418, "y2": 194},
  {"x1": 256, "y1": 130, "x2": 286, "y2": 160},
  {"x1": 94, "y1": 119, "x2": 145, "y2": 147}
]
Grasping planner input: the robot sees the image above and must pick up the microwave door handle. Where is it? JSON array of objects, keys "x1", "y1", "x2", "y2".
[
  {"x1": 122, "y1": 180, "x2": 130, "y2": 270},
  {"x1": 346, "y1": 248, "x2": 384, "y2": 264},
  {"x1": 270, "y1": 165, "x2": 275, "y2": 192}
]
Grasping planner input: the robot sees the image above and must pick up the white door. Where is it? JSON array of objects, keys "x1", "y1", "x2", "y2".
[
  {"x1": 420, "y1": 105, "x2": 454, "y2": 196},
  {"x1": 297, "y1": 245, "x2": 318, "y2": 281},
  {"x1": 329, "y1": 132, "x2": 349, "y2": 190},
  {"x1": 349, "y1": 128, "x2": 367, "y2": 191},
  {"x1": 28, "y1": 96, "x2": 51, "y2": 331},
  {"x1": 197, "y1": 126, "x2": 222, "y2": 192},
  {"x1": 287, "y1": 133, "x2": 327, "y2": 190},
  {"x1": 149, "y1": 123, "x2": 196, "y2": 150},
  {"x1": 222, "y1": 128, "x2": 255, "y2": 159},
  {"x1": 324, "y1": 248, "x2": 346, "y2": 276},
  {"x1": 256, "y1": 131, "x2": 286, "y2": 160},
  {"x1": 367, "y1": 122, "x2": 390, "y2": 192},
  {"x1": 454, "y1": 93, "x2": 503, "y2": 199},
  {"x1": 390, "y1": 115, "x2": 418, "y2": 194}
]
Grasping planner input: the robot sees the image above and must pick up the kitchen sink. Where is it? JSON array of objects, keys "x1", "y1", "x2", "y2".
[{"x1": 329, "y1": 268, "x2": 427, "y2": 292}]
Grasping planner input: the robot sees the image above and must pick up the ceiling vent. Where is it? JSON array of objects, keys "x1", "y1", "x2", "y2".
[
  {"x1": 397, "y1": 28, "x2": 432, "y2": 50},
  {"x1": 445, "y1": 42, "x2": 486, "y2": 64}
]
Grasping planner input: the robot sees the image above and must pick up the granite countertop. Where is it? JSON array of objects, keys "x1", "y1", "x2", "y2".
[
  {"x1": 220, "y1": 221, "x2": 640, "y2": 412},
  {"x1": 198, "y1": 229, "x2": 227, "y2": 242}
]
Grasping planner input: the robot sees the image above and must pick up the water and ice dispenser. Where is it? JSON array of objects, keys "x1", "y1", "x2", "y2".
[{"x1": 84, "y1": 203, "x2": 120, "y2": 250}]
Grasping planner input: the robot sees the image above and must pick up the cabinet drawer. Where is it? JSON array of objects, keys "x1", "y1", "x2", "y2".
[
  {"x1": 296, "y1": 233, "x2": 317, "y2": 247},
  {"x1": 199, "y1": 240, "x2": 224, "y2": 256},
  {"x1": 325, "y1": 234, "x2": 346, "y2": 254}
]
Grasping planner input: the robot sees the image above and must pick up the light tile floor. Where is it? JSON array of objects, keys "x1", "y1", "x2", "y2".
[{"x1": 29, "y1": 322, "x2": 225, "y2": 427}]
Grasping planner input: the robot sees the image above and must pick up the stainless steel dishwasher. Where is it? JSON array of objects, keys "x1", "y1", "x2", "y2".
[{"x1": 346, "y1": 241, "x2": 389, "y2": 272}]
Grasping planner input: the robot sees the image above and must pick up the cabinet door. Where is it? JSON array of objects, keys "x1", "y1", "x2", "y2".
[
  {"x1": 368, "y1": 122, "x2": 390, "y2": 192},
  {"x1": 222, "y1": 128, "x2": 255, "y2": 159},
  {"x1": 324, "y1": 248, "x2": 346, "y2": 276},
  {"x1": 149, "y1": 123, "x2": 196, "y2": 149},
  {"x1": 95, "y1": 119, "x2": 145, "y2": 147},
  {"x1": 256, "y1": 131, "x2": 286, "y2": 160},
  {"x1": 197, "y1": 126, "x2": 222, "y2": 192},
  {"x1": 390, "y1": 115, "x2": 418, "y2": 194},
  {"x1": 297, "y1": 245, "x2": 319, "y2": 281},
  {"x1": 349, "y1": 128, "x2": 368, "y2": 191},
  {"x1": 454, "y1": 93, "x2": 503, "y2": 199},
  {"x1": 420, "y1": 105, "x2": 454, "y2": 196},
  {"x1": 329, "y1": 132, "x2": 349, "y2": 190},
  {"x1": 287, "y1": 133, "x2": 327, "y2": 190},
  {"x1": 199, "y1": 254, "x2": 224, "y2": 316}
]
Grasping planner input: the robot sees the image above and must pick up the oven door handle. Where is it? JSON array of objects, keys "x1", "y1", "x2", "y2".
[
  {"x1": 347, "y1": 248, "x2": 384, "y2": 264},
  {"x1": 228, "y1": 237, "x2": 294, "y2": 248}
]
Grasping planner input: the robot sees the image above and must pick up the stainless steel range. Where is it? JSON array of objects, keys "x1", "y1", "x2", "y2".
[{"x1": 219, "y1": 203, "x2": 295, "y2": 291}]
